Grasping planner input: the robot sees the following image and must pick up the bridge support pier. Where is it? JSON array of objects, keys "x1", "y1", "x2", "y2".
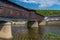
[
  {"x1": 0, "y1": 22, "x2": 13, "y2": 39},
  {"x1": 28, "y1": 21, "x2": 39, "y2": 28},
  {"x1": 27, "y1": 21, "x2": 39, "y2": 40},
  {"x1": 38, "y1": 20, "x2": 46, "y2": 26},
  {"x1": 31, "y1": 21, "x2": 38, "y2": 28}
]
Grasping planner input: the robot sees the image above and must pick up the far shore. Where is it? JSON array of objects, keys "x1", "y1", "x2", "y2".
[{"x1": 39, "y1": 20, "x2": 60, "y2": 26}]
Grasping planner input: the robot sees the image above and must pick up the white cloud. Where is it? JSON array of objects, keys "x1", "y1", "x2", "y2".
[
  {"x1": 39, "y1": 0, "x2": 60, "y2": 7},
  {"x1": 19, "y1": 0, "x2": 36, "y2": 3},
  {"x1": 19, "y1": 0, "x2": 60, "y2": 7}
]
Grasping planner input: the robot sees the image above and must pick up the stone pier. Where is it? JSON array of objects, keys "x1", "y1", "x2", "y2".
[
  {"x1": 39, "y1": 20, "x2": 46, "y2": 26},
  {"x1": 27, "y1": 21, "x2": 39, "y2": 40},
  {"x1": 28, "y1": 21, "x2": 39, "y2": 28},
  {"x1": 0, "y1": 22, "x2": 13, "y2": 39},
  {"x1": 31, "y1": 21, "x2": 38, "y2": 28}
]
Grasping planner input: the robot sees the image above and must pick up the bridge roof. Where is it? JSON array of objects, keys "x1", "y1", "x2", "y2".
[{"x1": 0, "y1": 1, "x2": 44, "y2": 21}]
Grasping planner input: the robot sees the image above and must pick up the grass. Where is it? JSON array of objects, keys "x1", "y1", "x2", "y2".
[
  {"x1": 36, "y1": 10, "x2": 60, "y2": 16},
  {"x1": 43, "y1": 33, "x2": 60, "y2": 40}
]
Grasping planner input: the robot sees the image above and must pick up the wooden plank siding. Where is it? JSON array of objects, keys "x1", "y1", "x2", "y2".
[{"x1": 0, "y1": 1, "x2": 44, "y2": 21}]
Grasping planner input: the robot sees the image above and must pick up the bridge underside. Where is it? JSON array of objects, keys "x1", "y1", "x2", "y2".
[{"x1": 0, "y1": 17, "x2": 43, "y2": 28}]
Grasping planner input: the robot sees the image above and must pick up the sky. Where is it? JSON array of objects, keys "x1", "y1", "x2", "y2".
[{"x1": 9, "y1": 0, "x2": 60, "y2": 10}]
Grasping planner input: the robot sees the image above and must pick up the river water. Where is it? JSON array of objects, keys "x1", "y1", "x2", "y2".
[
  {"x1": 11, "y1": 25, "x2": 60, "y2": 40},
  {"x1": 0, "y1": 24, "x2": 60, "y2": 40}
]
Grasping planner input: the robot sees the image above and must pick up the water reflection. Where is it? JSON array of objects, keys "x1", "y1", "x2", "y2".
[
  {"x1": 28, "y1": 28, "x2": 39, "y2": 40},
  {"x1": 12, "y1": 27, "x2": 39, "y2": 40},
  {"x1": 0, "y1": 24, "x2": 60, "y2": 40},
  {"x1": 38, "y1": 26, "x2": 45, "y2": 40},
  {"x1": 44, "y1": 25, "x2": 60, "y2": 35}
]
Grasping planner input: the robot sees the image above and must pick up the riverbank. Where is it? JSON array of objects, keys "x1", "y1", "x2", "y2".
[
  {"x1": 47, "y1": 21, "x2": 60, "y2": 25},
  {"x1": 39, "y1": 20, "x2": 60, "y2": 26}
]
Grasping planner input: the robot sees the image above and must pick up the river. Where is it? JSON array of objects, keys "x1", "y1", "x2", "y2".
[
  {"x1": 0, "y1": 24, "x2": 60, "y2": 40},
  {"x1": 11, "y1": 25, "x2": 60, "y2": 40}
]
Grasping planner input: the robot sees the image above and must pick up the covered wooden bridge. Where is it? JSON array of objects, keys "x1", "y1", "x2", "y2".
[
  {"x1": 0, "y1": 1, "x2": 44, "y2": 27},
  {"x1": 0, "y1": 1, "x2": 44, "y2": 39}
]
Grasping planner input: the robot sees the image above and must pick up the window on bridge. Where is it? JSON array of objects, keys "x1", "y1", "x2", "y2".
[
  {"x1": 0, "y1": 6, "x2": 5, "y2": 16},
  {"x1": 19, "y1": 10, "x2": 25, "y2": 14},
  {"x1": 0, "y1": 6, "x2": 4, "y2": 9},
  {"x1": 0, "y1": 6, "x2": 3, "y2": 9}
]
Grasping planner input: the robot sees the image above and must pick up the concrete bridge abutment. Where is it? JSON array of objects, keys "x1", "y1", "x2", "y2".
[
  {"x1": 0, "y1": 22, "x2": 13, "y2": 39},
  {"x1": 27, "y1": 21, "x2": 39, "y2": 28},
  {"x1": 38, "y1": 20, "x2": 46, "y2": 26}
]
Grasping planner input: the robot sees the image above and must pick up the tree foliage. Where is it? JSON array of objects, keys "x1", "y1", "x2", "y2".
[{"x1": 36, "y1": 10, "x2": 60, "y2": 16}]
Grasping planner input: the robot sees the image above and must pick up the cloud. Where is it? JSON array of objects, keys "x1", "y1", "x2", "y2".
[
  {"x1": 19, "y1": 0, "x2": 60, "y2": 8},
  {"x1": 39, "y1": 0, "x2": 60, "y2": 8},
  {"x1": 19, "y1": 0, "x2": 36, "y2": 3}
]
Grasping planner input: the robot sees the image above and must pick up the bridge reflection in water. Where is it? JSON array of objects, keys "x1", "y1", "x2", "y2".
[
  {"x1": 0, "y1": 17, "x2": 40, "y2": 40},
  {"x1": 0, "y1": 21, "x2": 60, "y2": 40},
  {"x1": 0, "y1": 1, "x2": 44, "y2": 40}
]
